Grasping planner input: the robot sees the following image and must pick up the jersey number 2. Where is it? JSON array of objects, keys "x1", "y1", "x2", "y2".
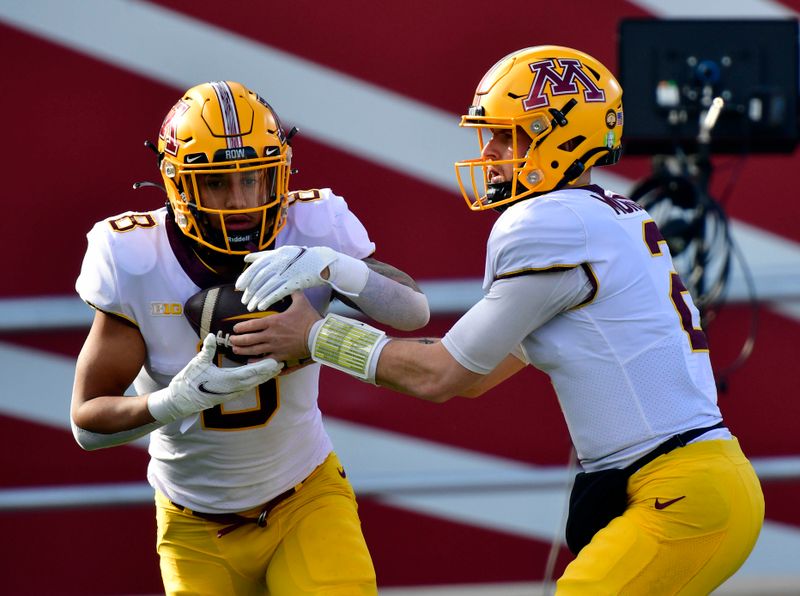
[{"x1": 643, "y1": 220, "x2": 709, "y2": 352}]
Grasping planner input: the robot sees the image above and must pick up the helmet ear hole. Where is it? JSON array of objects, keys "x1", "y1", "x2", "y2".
[{"x1": 558, "y1": 135, "x2": 586, "y2": 152}]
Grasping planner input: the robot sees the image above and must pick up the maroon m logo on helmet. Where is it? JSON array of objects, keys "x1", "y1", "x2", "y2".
[
  {"x1": 159, "y1": 100, "x2": 190, "y2": 157},
  {"x1": 523, "y1": 58, "x2": 605, "y2": 110}
]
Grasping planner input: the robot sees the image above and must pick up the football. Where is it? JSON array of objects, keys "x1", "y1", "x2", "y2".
[{"x1": 183, "y1": 283, "x2": 292, "y2": 364}]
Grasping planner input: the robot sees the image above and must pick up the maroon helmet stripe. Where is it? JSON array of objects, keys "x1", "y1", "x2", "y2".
[{"x1": 210, "y1": 81, "x2": 243, "y2": 148}]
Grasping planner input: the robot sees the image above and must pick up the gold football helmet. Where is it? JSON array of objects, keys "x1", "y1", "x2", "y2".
[
  {"x1": 455, "y1": 45, "x2": 623, "y2": 211},
  {"x1": 158, "y1": 81, "x2": 291, "y2": 254}
]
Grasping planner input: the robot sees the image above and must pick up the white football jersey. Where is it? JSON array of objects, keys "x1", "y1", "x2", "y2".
[
  {"x1": 484, "y1": 185, "x2": 724, "y2": 471},
  {"x1": 76, "y1": 188, "x2": 375, "y2": 513}
]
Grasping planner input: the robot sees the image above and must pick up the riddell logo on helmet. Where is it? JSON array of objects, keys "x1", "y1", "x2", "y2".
[{"x1": 523, "y1": 58, "x2": 605, "y2": 111}]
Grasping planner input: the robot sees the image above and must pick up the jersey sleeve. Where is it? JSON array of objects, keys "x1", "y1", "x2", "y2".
[
  {"x1": 75, "y1": 221, "x2": 129, "y2": 319},
  {"x1": 285, "y1": 188, "x2": 376, "y2": 259},
  {"x1": 443, "y1": 269, "x2": 590, "y2": 373},
  {"x1": 75, "y1": 213, "x2": 160, "y2": 325},
  {"x1": 487, "y1": 198, "x2": 588, "y2": 282}
]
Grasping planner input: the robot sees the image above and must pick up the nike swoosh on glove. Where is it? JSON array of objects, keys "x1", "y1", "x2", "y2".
[
  {"x1": 236, "y1": 245, "x2": 368, "y2": 312},
  {"x1": 147, "y1": 333, "x2": 283, "y2": 424}
]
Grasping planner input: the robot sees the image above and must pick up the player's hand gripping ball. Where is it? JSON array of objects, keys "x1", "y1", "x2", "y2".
[{"x1": 184, "y1": 284, "x2": 291, "y2": 364}]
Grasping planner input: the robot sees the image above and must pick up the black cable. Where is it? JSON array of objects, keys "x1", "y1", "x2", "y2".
[
  {"x1": 631, "y1": 161, "x2": 759, "y2": 392},
  {"x1": 712, "y1": 229, "x2": 760, "y2": 393}
]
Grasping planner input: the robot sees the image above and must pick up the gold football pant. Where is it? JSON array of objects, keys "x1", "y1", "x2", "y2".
[
  {"x1": 154, "y1": 452, "x2": 377, "y2": 596},
  {"x1": 557, "y1": 437, "x2": 764, "y2": 595}
]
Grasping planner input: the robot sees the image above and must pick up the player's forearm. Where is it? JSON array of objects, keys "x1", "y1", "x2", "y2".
[
  {"x1": 375, "y1": 338, "x2": 479, "y2": 402},
  {"x1": 71, "y1": 394, "x2": 161, "y2": 450},
  {"x1": 346, "y1": 267, "x2": 430, "y2": 331},
  {"x1": 71, "y1": 417, "x2": 162, "y2": 451},
  {"x1": 72, "y1": 394, "x2": 156, "y2": 434},
  {"x1": 374, "y1": 339, "x2": 447, "y2": 401},
  {"x1": 307, "y1": 314, "x2": 479, "y2": 401},
  {"x1": 362, "y1": 258, "x2": 423, "y2": 293}
]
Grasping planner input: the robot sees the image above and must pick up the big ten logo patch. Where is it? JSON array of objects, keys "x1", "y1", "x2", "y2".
[{"x1": 151, "y1": 302, "x2": 183, "y2": 316}]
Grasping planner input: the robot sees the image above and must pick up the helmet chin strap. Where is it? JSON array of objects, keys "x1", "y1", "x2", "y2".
[
  {"x1": 485, "y1": 181, "x2": 516, "y2": 212},
  {"x1": 486, "y1": 163, "x2": 581, "y2": 212},
  {"x1": 553, "y1": 160, "x2": 587, "y2": 192}
]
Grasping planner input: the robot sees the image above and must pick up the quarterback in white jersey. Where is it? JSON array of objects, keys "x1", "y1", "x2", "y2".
[
  {"x1": 468, "y1": 183, "x2": 726, "y2": 472},
  {"x1": 237, "y1": 48, "x2": 764, "y2": 594},
  {"x1": 71, "y1": 82, "x2": 429, "y2": 596}
]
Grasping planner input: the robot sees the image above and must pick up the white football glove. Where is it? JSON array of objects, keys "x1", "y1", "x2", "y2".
[
  {"x1": 147, "y1": 334, "x2": 284, "y2": 424},
  {"x1": 236, "y1": 245, "x2": 368, "y2": 312}
]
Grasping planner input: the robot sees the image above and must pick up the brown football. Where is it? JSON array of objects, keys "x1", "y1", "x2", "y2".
[{"x1": 183, "y1": 283, "x2": 292, "y2": 364}]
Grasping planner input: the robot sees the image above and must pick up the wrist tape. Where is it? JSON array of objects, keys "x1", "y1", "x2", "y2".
[
  {"x1": 326, "y1": 253, "x2": 369, "y2": 296},
  {"x1": 309, "y1": 314, "x2": 388, "y2": 383}
]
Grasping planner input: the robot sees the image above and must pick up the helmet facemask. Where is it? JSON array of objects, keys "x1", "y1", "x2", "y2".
[
  {"x1": 456, "y1": 111, "x2": 552, "y2": 211},
  {"x1": 163, "y1": 151, "x2": 288, "y2": 254}
]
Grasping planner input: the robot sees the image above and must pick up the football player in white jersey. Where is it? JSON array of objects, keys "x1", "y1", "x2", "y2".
[
  {"x1": 234, "y1": 48, "x2": 764, "y2": 593},
  {"x1": 70, "y1": 81, "x2": 429, "y2": 596}
]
